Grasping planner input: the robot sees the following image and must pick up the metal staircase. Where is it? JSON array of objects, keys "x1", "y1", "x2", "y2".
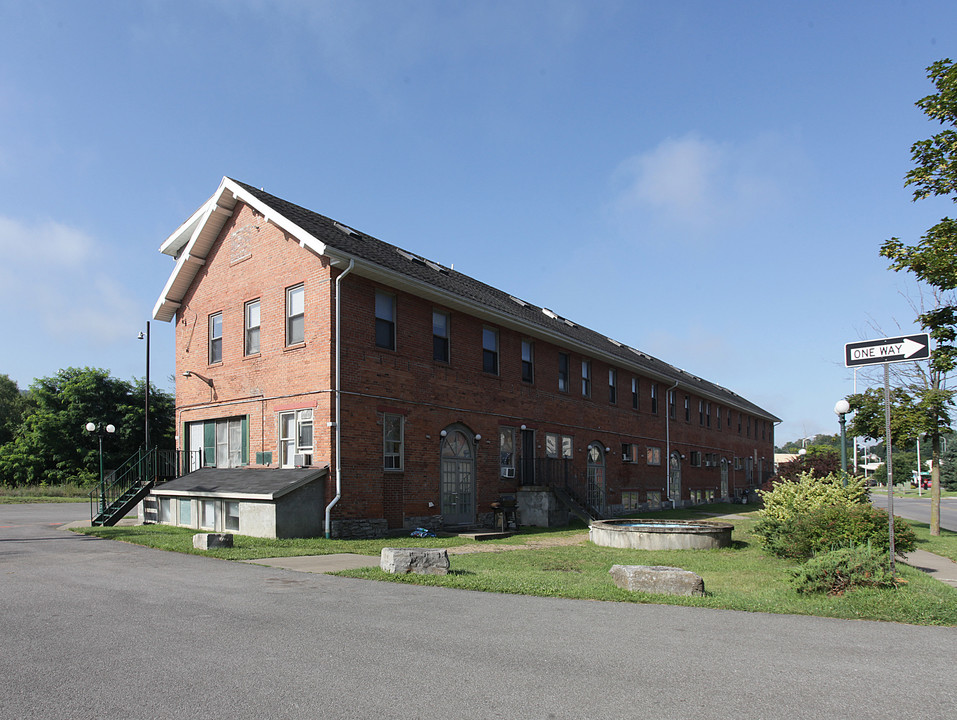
[{"x1": 89, "y1": 448, "x2": 191, "y2": 526}]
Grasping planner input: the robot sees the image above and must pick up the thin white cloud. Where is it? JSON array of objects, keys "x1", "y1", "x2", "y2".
[
  {"x1": 0, "y1": 215, "x2": 137, "y2": 344},
  {"x1": 608, "y1": 132, "x2": 805, "y2": 238}
]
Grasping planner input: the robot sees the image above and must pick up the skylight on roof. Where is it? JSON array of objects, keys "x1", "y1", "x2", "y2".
[{"x1": 542, "y1": 308, "x2": 558, "y2": 319}]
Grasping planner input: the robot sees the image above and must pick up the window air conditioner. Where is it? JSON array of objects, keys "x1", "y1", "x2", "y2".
[
  {"x1": 294, "y1": 453, "x2": 312, "y2": 467},
  {"x1": 501, "y1": 467, "x2": 516, "y2": 479}
]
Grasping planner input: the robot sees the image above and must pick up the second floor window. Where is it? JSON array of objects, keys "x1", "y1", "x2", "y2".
[
  {"x1": 650, "y1": 382, "x2": 658, "y2": 414},
  {"x1": 209, "y1": 312, "x2": 222, "y2": 364},
  {"x1": 521, "y1": 340, "x2": 534, "y2": 383},
  {"x1": 609, "y1": 368, "x2": 617, "y2": 404},
  {"x1": 286, "y1": 284, "x2": 304, "y2": 346},
  {"x1": 483, "y1": 328, "x2": 499, "y2": 374},
  {"x1": 433, "y1": 310, "x2": 449, "y2": 362},
  {"x1": 245, "y1": 299, "x2": 260, "y2": 356},
  {"x1": 582, "y1": 360, "x2": 591, "y2": 397},
  {"x1": 558, "y1": 352, "x2": 570, "y2": 392},
  {"x1": 375, "y1": 290, "x2": 396, "y2": 350},
  {"x1": 631, "y1": 378, "x2": 639, "y2": 410}
]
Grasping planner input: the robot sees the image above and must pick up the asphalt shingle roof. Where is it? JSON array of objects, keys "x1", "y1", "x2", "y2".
[
  {"x1": 231, "y1": 179, "x2": 779, "y2": 422},
  {"x1": 153, "y1": 467, "x2": 327, "y2": 499}
]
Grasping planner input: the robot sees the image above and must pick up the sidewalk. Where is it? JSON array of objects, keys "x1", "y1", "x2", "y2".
[{"x1": 902, "y1": 549, "x2": 957, "y2": 589}]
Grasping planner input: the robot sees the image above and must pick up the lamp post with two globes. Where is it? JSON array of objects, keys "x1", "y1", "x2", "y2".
[{"x1": 86, "y1": 421, "x2": 115, "y2": 514}]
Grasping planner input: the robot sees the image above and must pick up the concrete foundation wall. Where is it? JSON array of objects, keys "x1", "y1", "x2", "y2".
[{"x1": 517, "y1": 487, "x2": 570, "y2": 527}]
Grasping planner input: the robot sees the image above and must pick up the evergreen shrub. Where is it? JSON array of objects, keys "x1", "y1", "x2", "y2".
[{"x1": 791, "y1": 546, "x2": 898, "y2": 595}]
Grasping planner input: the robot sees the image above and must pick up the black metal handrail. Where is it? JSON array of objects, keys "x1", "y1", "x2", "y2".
[{"x1": 89, "y1": 448, "x2": 197, "y2": 522}]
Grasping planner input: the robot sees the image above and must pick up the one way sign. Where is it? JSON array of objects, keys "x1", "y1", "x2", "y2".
[{"x1": 845, "y1": 334, "x2": 930, "y2": 367}]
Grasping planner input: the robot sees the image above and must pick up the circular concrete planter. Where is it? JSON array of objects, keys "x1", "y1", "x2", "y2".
[{"x1": 589, "y1": 519, "x2": 733, "y2": 550}]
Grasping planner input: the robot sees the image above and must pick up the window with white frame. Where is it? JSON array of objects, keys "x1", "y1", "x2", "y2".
[
  {"x1": 245, "y1": 299, "x2": 260, "y2": 355},
  {"x1": 499, "y1": 426, "x2": 515, "y2": 475},
  {"x1": 279, "y1": 409, "x2": 313, "y2": 468},
  {"x1": 546, "y1": 433, "x2": 573, "y2": 459},
  {"x1": 225, "y1": 501, "x2": 240, "y2": 531},
  {"x1": 631, "y1": 378, "x2": 639, "y2": 410},
  {"x1": 286, "y1": 284, "x2": 305, "y2": 346},
  {"x1": 581, "y1": 360, "x2": 591, "y2": 397},
  {"x1": 201, "y1": 499, "x2": 216, "y2": 529},
  {"x1": 188, "y1": 417, "x2": 247, "y2": 468},
  {"x1": 651, "y1": 382, "x2": 659, "y2": 414},
  {"x1": 608, "y1": 368, "x2": 617, "y2": 404},
  {"x1": 375, "y1": 290, "x2": 395, "y2": 350},
  {"x1": 209, "y1": 312, "x2": 223, "y2": 364},
  {"x1": 178, "y1": 498, "x2": 192, "y2": 526},
  {"x1": 383, "y1": 413, "x2": 404, "y2": 470},
  {"x1": 159, "y1": 497, "x2": 171, "y2": 523}
]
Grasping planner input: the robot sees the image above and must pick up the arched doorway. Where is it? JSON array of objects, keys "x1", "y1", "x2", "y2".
[
  {"x1": 720, "y1": 458, "x2": 729, "y2": 499},
  {"x1": 670, "y1": 452, "x2": 682, "y2": 504},
  {"x1": 440, "y1": 426, "x2": 475, "y2": 526},
  {"x1": 586, "y1": 443, "x2": 606, "y2": 514}
]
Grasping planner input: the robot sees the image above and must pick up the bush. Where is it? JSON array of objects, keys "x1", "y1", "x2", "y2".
[
  {"x1": 758, "y1": 504, "x2": 917, "y2": 559},
  {"x1": 758, "y1": 471, "x2": 870, "y2": 524},
  {"x1": 791, "y1": 546, "x2": 898, "y2": 595}
]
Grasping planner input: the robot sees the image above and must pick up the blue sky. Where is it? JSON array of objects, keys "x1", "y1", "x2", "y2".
[{"x1": 1, "y1": 0, "x2": 955, "y2": 444}]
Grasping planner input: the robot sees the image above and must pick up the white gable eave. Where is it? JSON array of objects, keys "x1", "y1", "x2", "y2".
[{"x1": 152, "y1": 177, "x2": 330, "y2": 323}]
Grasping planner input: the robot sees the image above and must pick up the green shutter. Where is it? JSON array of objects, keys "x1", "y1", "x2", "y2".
[
  {"x1": 241, "y1": 415, "x2": 249, "y2": 466},
  {"x1": 204, "y1": 421, "x2": 216, "y2": 467}
]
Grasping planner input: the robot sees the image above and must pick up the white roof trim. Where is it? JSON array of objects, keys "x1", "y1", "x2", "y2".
[{"x1": 152, "y1": 177, "x2": 330, "y2": 323}]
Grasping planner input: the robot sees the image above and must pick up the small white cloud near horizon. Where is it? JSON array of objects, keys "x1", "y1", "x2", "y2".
[{"x1": 608, "y1": 131, "x2": 804, "y2": 238}]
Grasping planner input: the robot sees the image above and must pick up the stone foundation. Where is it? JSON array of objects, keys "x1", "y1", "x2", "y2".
[{"x1": 330, "y1": 518, "x2": 389, "y2": 539}]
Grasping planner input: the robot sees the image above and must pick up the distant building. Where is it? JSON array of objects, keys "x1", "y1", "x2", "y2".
[{"x1": 151, "y1": 177, "x2": 778, "y2": 537}]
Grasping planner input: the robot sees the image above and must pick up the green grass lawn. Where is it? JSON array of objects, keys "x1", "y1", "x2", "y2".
[
  {"x1": 74, "y1": 503, "x2": 957, "y2": 626},
  {"x1": 0, "y1": 483, "x2": 90, "y2": 503}
]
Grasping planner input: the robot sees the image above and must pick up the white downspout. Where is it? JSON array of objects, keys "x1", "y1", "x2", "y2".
[
  {"x1": 326, "y1": 259, "x2": 355, "y2": 538},
  {"x1": 665, "y1": 381, "x2": 679, "y2": 504}
]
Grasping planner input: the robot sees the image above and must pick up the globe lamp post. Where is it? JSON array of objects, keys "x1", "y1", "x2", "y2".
[{"x1": 86, "y1": 422, "x2": 116, "y2": 514}]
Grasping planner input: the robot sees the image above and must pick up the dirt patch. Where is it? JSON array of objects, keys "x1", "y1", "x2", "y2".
[{"x1": 448, "y1": 532, "x2": 589, "y2": 555}]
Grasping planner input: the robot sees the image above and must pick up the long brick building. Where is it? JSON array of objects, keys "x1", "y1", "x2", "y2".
[{"x1": 151, "y1": 177, "x2": 778, "y2": 537}]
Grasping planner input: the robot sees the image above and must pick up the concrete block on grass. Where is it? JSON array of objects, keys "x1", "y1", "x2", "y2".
[
  {"x1": 193, "y1": 533, "x2": 234, "y2": 550},
  {"x1": 610, "y1": 564, "x2": 705, "y2": 596},
  {"x1": 381, "y1": 547, "x2": 449, "y2": 575}
]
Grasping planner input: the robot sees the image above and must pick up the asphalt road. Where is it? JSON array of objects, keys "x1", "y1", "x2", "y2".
[
  {"x1": 871, "y1": 493, "x2": 957, "y2": 531},
  {"x1": 2, "y1": 503, "x2": 956, "y2": 720}
]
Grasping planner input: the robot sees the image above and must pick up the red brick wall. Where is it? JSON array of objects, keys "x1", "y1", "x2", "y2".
[
  {"x1": 168, "y1": 200, "x2": 774, "y2": 529},
  {"x1": 173, "y1": 202, "x2": 334, "y2": 474}
]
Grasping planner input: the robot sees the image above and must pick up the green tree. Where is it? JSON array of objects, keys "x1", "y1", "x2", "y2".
[
  {"x1": 772, "y1": 447, "x2": 841, "y2": 484},
  {"x1": 0, "y1": 374, "x2": 25, "y2": 447},
  {"x1": 0, "y1": 367, "x2": 174, "y2": 486},
  {"x1": 879, "y1": 59, "x2": 957, "y2": 535}
]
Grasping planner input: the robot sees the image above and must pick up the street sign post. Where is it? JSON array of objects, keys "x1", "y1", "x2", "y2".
[{"x1": 843, "y1": 333, "x2": 930, "y2": 575}]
